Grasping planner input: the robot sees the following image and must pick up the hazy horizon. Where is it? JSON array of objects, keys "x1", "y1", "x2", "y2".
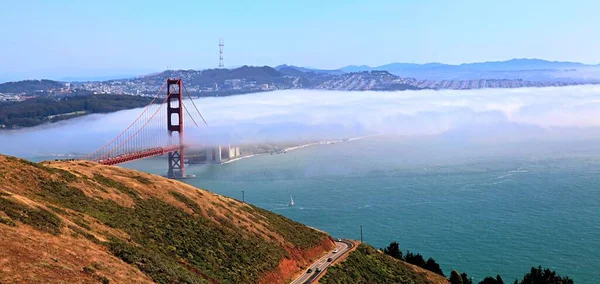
[
  {"x1": 3, "y1": 57, "x2": 600, "y2": 84},
  {"x1": 2, "y1": 0, "x2": 600, "y2": 81}
]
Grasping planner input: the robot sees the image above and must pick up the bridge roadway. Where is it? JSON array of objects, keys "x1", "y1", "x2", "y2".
[
  {"x1": 97, "y1": 145, "x2": 181, "y2": 165},
  {"x1": 290, "y1": 240, "x2": 353, "y2": 284}
]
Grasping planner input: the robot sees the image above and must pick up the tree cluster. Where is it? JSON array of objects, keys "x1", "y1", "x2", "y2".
[
  {"x1": 382, "y1": 241, "x2": 574, "y2": 284},
  {"x1": 382, "y1": 241, "x2": 444, "y2": 276},
  {"x1": 0, "y1": 94, "x2": 153, "y2": 128}
]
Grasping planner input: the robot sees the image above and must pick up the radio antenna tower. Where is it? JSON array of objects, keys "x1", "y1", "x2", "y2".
[{"x1": 219, "y1": 38, "x2": 224, "y2": 68}]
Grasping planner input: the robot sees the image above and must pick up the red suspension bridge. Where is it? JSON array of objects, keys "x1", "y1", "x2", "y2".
[{"x1": 83, "y1": 78, "x2": 206, "y2": 178}]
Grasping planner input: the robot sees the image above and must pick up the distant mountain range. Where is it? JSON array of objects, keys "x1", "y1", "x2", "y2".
[
  {"x1": 281, "y1": 58, "x2": 600, "y2": 81},
  {"x1": 3, "y1": 58, "x2": 600, "y2": 84},
  {"x1": 2, "y1": 59, "x2": 600, "y2": 97},
  {"x1": 275, "y1": 65, "x2": 344, "y2": 75},
  {"x1": 340, "y1": 58, "x2": 597, "y2": 73}
]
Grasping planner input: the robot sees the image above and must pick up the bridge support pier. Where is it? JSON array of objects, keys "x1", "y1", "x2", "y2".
[
  {"x1": 168, "y1": 150, "x2": 184, "y2": 178},
  {"x1": 167, "y1": 78, "x2": 186, "y2": 179}
]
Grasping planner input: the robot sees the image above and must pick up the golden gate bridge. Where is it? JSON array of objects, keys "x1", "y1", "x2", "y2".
[{"x1": 83, "y1": 78, "x2": 206, "y2": 178}]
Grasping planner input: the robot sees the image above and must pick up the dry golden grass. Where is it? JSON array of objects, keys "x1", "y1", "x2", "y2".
[
  {"x1": 0, "y1": 155, "x2": 334, "y2": 283},
  {"x1": 405, "y1": 263, "x2": 450, "y2": 284},
  {"x1": 0, "y1": 216, "x2": 151, "y2": 283},
  {"x1": 48, "y1": 160, "x2": 289, "y2": 243}
]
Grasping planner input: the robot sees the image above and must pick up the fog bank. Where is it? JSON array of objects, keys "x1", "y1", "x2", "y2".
[{"x1": 3, "y1": 85, "x2": 600, "y2": 158}]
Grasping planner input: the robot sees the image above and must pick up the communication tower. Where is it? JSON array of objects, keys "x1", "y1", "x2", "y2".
[{"x1": 219, "y1": 38, "x2": 224, "y2": 68}]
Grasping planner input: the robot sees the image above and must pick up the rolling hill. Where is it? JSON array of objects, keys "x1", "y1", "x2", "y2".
[
  {"x1": 0, "y1": 79, "x2": 65, "y2": 94},
  {"x1": 274, "y1": 65, "x2": 345, "y2": 75},
  {"x1": 340, "y1": 58, "x2": 600, "y2": 81},
  {"x1": 340, "y1": 58, "x2": 596, "y2": 73},
  {"x1": 0, "y1": 154, "x2": 335, "y2": 283},
  {"x1": 320, "y1": 244, "x2": 448, "y2": 284},
  {"x1": 130, "y1": 66, "x2": 295, "y2": 88}
]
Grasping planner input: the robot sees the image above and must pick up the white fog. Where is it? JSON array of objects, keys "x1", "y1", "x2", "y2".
[{"x1": 3, "y1": 85, "x2": 600, "y2": 158}]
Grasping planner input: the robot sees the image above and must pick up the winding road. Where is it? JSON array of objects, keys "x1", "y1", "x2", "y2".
[{"x1": 290, "y1": 240, "x2": 354, "y2": 284}]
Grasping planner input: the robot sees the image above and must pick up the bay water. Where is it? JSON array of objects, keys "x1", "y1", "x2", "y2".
[{"x1": 119, "y1": 136, "x2": 600, "y2": 282}]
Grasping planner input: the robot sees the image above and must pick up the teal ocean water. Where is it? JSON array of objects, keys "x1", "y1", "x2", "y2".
[{"x1": 120, "y1": 136, "x2": 600, "y2": 282}]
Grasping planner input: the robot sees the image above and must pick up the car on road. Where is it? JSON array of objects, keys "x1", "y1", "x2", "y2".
[
  {"x1": 315, "y1": 267, "x2": 321, "y2": 272},
  {"x1": 337, "y1": 238, "x2": 342, "y2": 241},
  {"x1": 307, "y1": 268, "x2": 312, "y2": 273},
  {"x1": 327, "y1": 257, "x2": 333, "y2": 262},
  {"x1": 333, "y1": 249, "x2": 338, "y2": 253}
]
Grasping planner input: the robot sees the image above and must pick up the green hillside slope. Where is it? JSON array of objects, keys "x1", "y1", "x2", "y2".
[{"x1": 0, "y1": 155, "x2": 333, "y2": 283}]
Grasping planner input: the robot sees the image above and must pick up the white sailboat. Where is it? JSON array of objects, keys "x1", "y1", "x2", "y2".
[{"x1": 289, "y1": 195, "x2": 295, "y2": 207}]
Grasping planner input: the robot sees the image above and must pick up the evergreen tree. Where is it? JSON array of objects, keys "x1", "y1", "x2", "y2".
[
  {"x1": 450, "y1": 270, "x2": 464, "y2": 284},
  {"x1": 382, "y1": 241, "x2": 403, "y2": 260},
  {"x1": 423, "y1": 257, "x2": 445, "y2": 276},
  {"x1": 515, "y1": 266, "x2": 573, "y2": 284},
  {"x1": 461, "y1": 272, "x2": 473, "y2": 284},
  {"x1": 480, "y1": 275, "x2": 504, "y2": 284},
  {"x1": 404, "y1": 251, "x2": 426, "y2": 267}
]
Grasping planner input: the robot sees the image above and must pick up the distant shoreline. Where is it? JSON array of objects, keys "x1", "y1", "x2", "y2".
[
  {"x1": 282, "y1": 135, "x2": 380, "y2": 152},
  {"x1": 220, "y1": 154, "x2": 259, "y2": 164},
  {"x1": 219, "y1": 135, "x2": 381, "y2": 165}
]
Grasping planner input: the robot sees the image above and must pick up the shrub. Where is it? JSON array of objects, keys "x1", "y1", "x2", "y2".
[
  {"x1": 321, "y1": 244, "x2": 429, "y2": 284},
  {"x1": 133, "y1": 175, "x2": 152, "y2": 185},
  {"x1": 35, "y1": 179, "x2": 287, "y2": 283},
  {"x1": 169, "y1": 191, "x2": 202, "y2": 214},
  {"x1": 82, "y1": 266, "x2": 95, "y2": 274},
  {"x1": 107, "y1": 238, "x2": 205, "y2": 284},
  {"x1": 68, "y1": 225, "x2": 100, "y2": 244},
  {"x1": 0, "y1": 196, "x2": 62, "y2": 235},
  {"x1": 92, "y1": 174, "x2": 138, "y2": 198},
  {"x1": 250, "y1": 204, "x2": 328, "y2": 250},
  {"x1": 0, "y1": 216, "x2": 17, "y2": 227},
  {"x1": 73, "y1": 216, "x2": 92, "y2": 230}
]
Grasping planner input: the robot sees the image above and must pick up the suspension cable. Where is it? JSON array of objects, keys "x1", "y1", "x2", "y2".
[
  {"x1": 100, "y1": 94, "x2": 170, "y2": 160},
  {"x1": 83, "y1": 81, "x2": 167, "y2": 160},
  {"x1": 182, "y1": 83, "x2": 208, "y2": 126},
  {"x1": 182, "y1": 102, "x2": 199, "y2": 127}
]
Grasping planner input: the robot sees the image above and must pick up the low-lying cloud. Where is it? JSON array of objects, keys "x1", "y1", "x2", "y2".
[{"x1": 3, "y1": 85, "x2": 600, "y2": 158}]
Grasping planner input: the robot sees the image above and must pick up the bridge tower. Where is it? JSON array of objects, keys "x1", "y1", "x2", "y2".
[{"x1": 167, "y1": 78, "x2": 186, "y2": 178}]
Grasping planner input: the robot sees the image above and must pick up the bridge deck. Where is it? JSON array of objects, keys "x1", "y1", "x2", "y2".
[{"x1": 97, "y1": 145, "x2": 182, "y2": 165}]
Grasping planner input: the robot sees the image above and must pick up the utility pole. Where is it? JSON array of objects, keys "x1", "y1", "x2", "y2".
[
  {"x1": 360, "y1": 225, "x2": 363, "y2": 243},
  {"x1": 241, "y1": 190, "x2": 245, "y2": 203}
]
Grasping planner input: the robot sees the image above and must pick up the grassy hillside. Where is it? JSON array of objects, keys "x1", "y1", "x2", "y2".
[
  {"x1": 140, "y1": 66, "x2": 295, "y2": 88},
  {"x1": 0, "y1": 79, "x2": 65, "y2": 94},
  {"x1": 0, "y1": 155, "x2": 334, "y2": 283},
  {"x1": 320, "y1": 244, "x2": 448, "y2": 284}
]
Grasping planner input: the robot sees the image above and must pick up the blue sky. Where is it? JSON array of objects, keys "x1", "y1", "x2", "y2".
[{"x1": 1, "y1": 0, "x2": 599, "y2": 81}]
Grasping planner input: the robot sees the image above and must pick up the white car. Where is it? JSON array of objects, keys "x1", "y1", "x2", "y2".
[{"x1": 333, "y1": 249, "x2": 338, "y2": 253}]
